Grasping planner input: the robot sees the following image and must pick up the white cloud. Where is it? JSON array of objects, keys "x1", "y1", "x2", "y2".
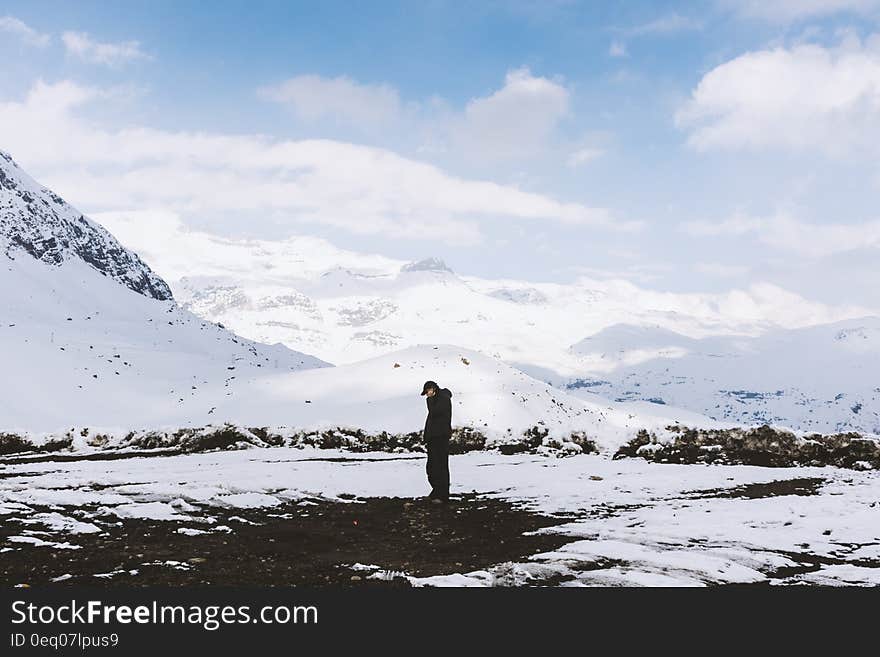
[
  {"x1": 682, "y1": 212, "x2": 880, "y2": 257},
  {"x1": 567, "y1": 147, "x2": 604, "y2": 167},
  {"x1": 0, "y1": 80, "x2": 635, "y2": 249},
  {"x1": 259, "y1": 75, "x2": 401, "y2": 128},
  {"x1": 623, "y1": 13, "x2": 704, "y2": 37},
  {"x1": 723, "y1": 0, "x2": 880, "y2": 22},
  {"x1": 451, "y1": 67, "x2": 571, "y2": 161},
  {"x1": 260, "y1": 68, "x2": 575, "y2": 164},
  {"x1": 0, "y1": 15, "x2": 50, "y2": 46},
  {"x1": 609, "y1": 40, "x2": 627, "y2": 57},
  {"x1": 676, "y1": 35, "x2": 880, "y2": 154},
  {"x1": 62, "y1": 31, "x2": 150, "y2": 66}
]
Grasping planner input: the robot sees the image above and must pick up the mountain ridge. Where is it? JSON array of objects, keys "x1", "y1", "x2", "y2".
[{"x1": 0, "y1": 150, "x2": 172, "y2": 301}]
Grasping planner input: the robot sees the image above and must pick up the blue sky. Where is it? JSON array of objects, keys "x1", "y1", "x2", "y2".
[{"x1": 2, "y1": 0, "x2": 880, "y2": 308}]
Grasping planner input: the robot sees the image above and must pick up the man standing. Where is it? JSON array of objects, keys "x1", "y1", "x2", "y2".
[{"x1": 421, "y1": 380, "x2": 452, "y2": 503}]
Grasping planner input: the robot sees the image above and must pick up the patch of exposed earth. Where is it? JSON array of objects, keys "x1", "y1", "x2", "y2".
[{"x1": 1, "y1": 494, "x2": 572, "y2": 587}]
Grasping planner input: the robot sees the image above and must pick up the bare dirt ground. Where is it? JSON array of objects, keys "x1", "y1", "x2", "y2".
[{"x1": 2, "y1": 494, "x2": 573, "y2": 587}]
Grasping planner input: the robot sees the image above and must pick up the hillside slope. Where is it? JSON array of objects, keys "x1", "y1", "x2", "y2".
[
  {"x1": 0, "y1": 151, "x2": 328, "y2": 433},
  {"x1": 0, "y1": 253, "x2": 328, "y2": 433},
  {"x1": 567, "y1": 322, "x2": 880, "y2": 435}
]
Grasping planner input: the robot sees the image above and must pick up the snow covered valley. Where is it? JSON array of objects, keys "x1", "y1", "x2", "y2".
[{"x1": 2, "y1": 448, "x2": 879, "y2": 587}]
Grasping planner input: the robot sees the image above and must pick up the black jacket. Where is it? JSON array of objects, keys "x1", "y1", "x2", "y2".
[{"x1": 424, "y1": 388, "x2": 453, "y2": 441}]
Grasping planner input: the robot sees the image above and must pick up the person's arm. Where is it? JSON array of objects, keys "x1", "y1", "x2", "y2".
[
  {"x1": 424, "y1": 396, "x2": 437, "y2": 440},
  {"x1": 438, "y1": 394, "x2": 452, "y2": 433}
]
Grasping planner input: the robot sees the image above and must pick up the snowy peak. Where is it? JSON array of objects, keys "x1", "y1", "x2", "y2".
[
  {"x1": 0, "y1": 151, "x2": 172, "y2": 301},
  {"x1": 486, "y1": 286, "x2": 548, "y2": 305},
  {"x1": 400, "y1": 257, "x2": 453, "y2": 274}
]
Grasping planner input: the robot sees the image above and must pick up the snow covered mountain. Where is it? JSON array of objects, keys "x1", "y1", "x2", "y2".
[
  {"x1": 0, "y1": 250, "x2": 701, "y2": 447},
  {"x1": 0, "y1": 251, "x2": 333, "y2": 433},
  {"x1": 93, "y1": 210, "x2": 878, "y2": 436},
  {"x1": 0, "y1": 151, "x2": 328, "y2": 433},
  {"x1": 1, "y1": 151, "x2": 172, "y2": 301},
  {"x1": 5, "y1": 150, "x2": 873, "y2": 441},
  {"x1": 1, "y1": 151, "x2": 713, "y2": 448},
  {"x1": 95, "y1": 211, "x2": 872, "y2": 375},
  {"x1": 566, "y1": 321, "x2": 880, "y2": 435}
]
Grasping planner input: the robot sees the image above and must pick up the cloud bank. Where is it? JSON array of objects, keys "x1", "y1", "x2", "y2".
[
  {"x1": 0, "y1": 79, "x2": 635, "y2": 249},
  {"x1": 0, "y1": 15, "x2": 50, "y2": 47},
  {"x1": 677, "y1": 35, "x2": 880, "y2": 154}
]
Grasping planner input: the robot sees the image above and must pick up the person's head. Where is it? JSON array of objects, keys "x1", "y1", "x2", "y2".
[{"x1": 421, "y1": 380, "x2": 439, "y2": 397}]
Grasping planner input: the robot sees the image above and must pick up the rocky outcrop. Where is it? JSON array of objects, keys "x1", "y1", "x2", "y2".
[
  {"x1": 0, "y1": 150, "x2": 172, "y2": 301},
  {"x1": 400, "y1": 257, "x2": 452, "y2": 274}
]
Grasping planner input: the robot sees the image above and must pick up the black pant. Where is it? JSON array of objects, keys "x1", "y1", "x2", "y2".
[{"x1": 425, "y1": 436, "x2": 450, "y2": 500}]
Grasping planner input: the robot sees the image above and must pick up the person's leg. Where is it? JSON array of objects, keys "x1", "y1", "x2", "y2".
[
  {"x1": 438, "y1": 437, "x2": 450, "y2": 501},
  {"x1": 426, "y1": 440, "x2": 436, "y2": 497}
]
